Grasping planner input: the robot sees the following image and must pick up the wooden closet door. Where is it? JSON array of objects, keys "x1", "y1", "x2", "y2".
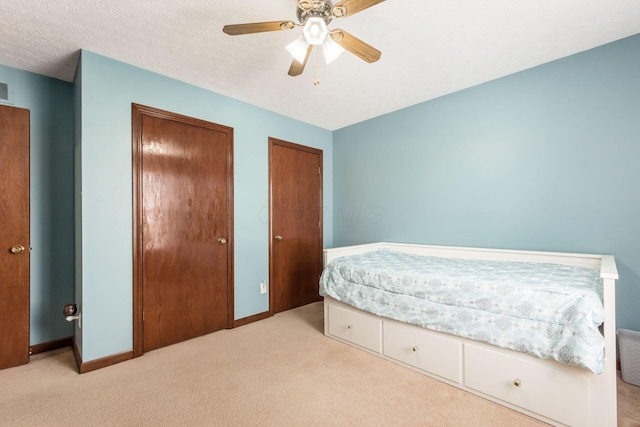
[
  {"x1": 0, "y1": 105, "x2": 30, "y2": 370},
  {"x1": 133, "y1": 105, "x2": 234, "y2": 355},
  {"x1": 269, "y1": 138, "x2": 323, "y2": 314}
]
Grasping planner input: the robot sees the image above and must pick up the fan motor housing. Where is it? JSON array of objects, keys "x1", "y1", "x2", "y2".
[{"x1": 297, "y1": 1, "x2": 333, "y2": 25}]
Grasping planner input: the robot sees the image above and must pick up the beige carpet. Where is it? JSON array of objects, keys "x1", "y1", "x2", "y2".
[{"x1": 1, "y1": 302, "x2": 638, "y2": 426}]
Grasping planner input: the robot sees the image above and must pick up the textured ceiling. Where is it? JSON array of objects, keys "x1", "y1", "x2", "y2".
[{"x1": 1, "y1": 0, "x2": 640, "y2": 130}]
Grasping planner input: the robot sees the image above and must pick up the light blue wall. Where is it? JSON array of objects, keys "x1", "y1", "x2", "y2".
[
  {"x1": 4, "y1": 33, "x2": 637, "y2": 360},
  {"x1": 77, "y1": 51, "x2": 333, "y2": 361},
  {"x1": 0, "y1": 65, "x2": 74, "y2": 345},
  {"x1": 333, "y1": 34, "x2": 640, "y2": 332}
]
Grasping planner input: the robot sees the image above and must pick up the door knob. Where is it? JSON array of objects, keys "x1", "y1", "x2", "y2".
[
  {"x1": 217, "y1": 237, "x2": 227, "y2": 245},
  {"x1": 274, "y1": 235, "x2": 283, "y2": 241},
  {"x1": 10, "y1": 245, "x2": 25, "y2": 254}
]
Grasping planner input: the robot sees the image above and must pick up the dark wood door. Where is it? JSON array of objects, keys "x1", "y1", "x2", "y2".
[
  {"x1": 132, "y1": 105, "x2": 233, "y2": 355},
  {"x1": 0, "y1": 105, "x2": 30, "y2": 370},
  {"x1": 269, "y1": 138, "x2": 323, "y2": 314}
]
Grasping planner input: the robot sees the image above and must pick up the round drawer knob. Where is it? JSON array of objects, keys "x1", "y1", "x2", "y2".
[
  {"x1": 513, "y1": 379, "x2": 522, "y2": 388},
  {"x1": 346, "y1": 325, "x2": 352, "y2": 330},
  {"x1": 412, "y1": 346, "x2": 419, "y2": 353}
]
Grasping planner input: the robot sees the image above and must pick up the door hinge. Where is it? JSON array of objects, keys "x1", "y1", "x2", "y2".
[
  {"x1": 142, "y1": 311, "x2": 145, "y2": 322},
  {"x1": 318, "y1": 166, "x2": 320, "y2": 175}
]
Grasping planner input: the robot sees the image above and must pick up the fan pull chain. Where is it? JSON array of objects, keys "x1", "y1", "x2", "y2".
[{"x1": 313, "y1": 48, "x2": 321, "y2": 86}]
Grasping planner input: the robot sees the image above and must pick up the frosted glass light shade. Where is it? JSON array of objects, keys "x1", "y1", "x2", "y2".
[
  {"x1": 303, "y1": 17, "x2": 328, "y2": 45},
  {"x1": 286, "y1": 35, "x2": 309, "y2": 63},
  {"x1": 322, "y1": 36, "x2": 345, "y2": 64}
]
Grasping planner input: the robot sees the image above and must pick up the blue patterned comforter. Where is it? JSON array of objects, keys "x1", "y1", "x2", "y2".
[{"x1": 319, "y1": 248, "x2": 605, "y2": 374}]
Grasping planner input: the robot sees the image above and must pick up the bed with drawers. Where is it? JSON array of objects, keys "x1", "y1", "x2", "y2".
[{"x1": 320, "y1": 242, "x2": 618, "y2": 426}]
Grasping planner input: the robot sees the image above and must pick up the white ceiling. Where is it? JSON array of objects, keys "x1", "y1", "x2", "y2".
[{"x1": 1, "y1": 1, "x2": 639, "y2": 130}]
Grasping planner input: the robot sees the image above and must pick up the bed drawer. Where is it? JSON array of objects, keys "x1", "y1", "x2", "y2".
[
  {"x1": 383, "y1": 321, "x2": 462, "y2": 383},
  {"x1": 464, "y1": 344, "x2": 589, "y2": 426},
  {"x1": 327, "y1": 304, "x2": 382, "y2": 353}
]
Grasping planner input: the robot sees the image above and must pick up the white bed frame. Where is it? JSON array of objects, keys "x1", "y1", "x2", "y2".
[{"x1": 323, "y1": 242, "x2": 618, "y2": 427}]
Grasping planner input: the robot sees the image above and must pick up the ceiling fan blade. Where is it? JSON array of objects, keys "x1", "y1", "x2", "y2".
[
  {"x1": 223, "y1": 21, "x2": 296, "y2": 36},
  {"x1": 330, "y1": 29, "x2": 381, "y2": 63},
  {"x1": 288, "y1": 45, "x2": 313, "y2": 76},
  {"x1": 332, "y1": 0, "x2": 385, "y2": 18}
]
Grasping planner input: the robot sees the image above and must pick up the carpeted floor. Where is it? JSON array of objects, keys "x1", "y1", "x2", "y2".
[{"x1": 1, "y1": 302, "x2": 638, "y2": 426}]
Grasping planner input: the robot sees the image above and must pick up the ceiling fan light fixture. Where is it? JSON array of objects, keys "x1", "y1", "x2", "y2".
[
  {"x1": 322, "y1": 36, "x2": 344, "y2": 64},
  {"x1": 286, "y1": 35, "x2": 310, "y2": 64},
  {"x1": 303, "y1": 17, "x2": 329, "y2": 45},
  {"x1": 223, "y1": 0, "x2": 385, "y2": 77}
]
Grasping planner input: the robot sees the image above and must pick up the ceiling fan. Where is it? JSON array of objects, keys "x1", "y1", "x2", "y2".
[{"x1": 223, "y1": 0, "x2": 385, "y2": 77}]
